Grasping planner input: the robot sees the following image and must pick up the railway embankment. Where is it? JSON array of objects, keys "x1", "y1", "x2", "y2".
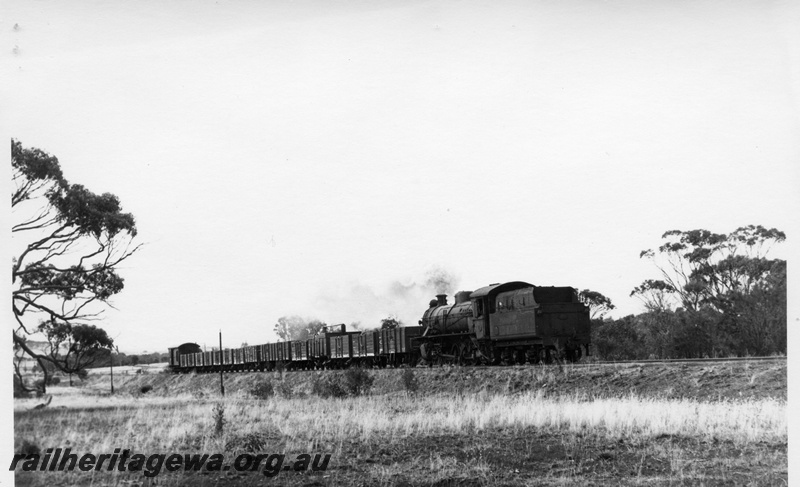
[{"x1": 91, "y1": 358, "x2": 786, "y2": 401}]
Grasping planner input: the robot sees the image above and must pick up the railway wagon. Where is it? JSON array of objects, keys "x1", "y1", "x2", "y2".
[
  {"x1": 291, "y1": 340, "x2": 309, "y2": 368},
  {"x1": 169, "y1": 343, "x2": 201, "y2": 368}
]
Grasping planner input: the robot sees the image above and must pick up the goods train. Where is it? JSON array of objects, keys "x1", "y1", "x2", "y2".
[{"x1": 168, "y1": 281, "x2": 591, "y2": 373}]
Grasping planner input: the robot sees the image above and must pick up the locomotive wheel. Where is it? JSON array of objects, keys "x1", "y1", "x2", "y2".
[{"x1": 459, "y1": 342, "x2": 478, "y2": 366}]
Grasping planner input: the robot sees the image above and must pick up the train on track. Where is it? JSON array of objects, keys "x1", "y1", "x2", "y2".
[{"x1": 168, "y1": 281, "x2": 592, "y2": 373}]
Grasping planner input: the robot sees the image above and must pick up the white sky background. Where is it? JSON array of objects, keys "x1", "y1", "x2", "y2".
[{"x1": 5, "y1": 0, "x2": 799, "y2": 353}]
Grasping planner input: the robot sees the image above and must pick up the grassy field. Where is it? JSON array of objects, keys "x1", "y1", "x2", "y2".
[{"x1": 13, "y1": 364, "x2": 787, "y2": 486}]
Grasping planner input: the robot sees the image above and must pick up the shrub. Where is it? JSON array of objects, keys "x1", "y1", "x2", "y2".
[
  {"x1": 250, "y1": 380, "x2": 274, "y2": 399},
  {"x1": 402, "y1": 367, "x2": 419, "y2": 395},
  {"x1": 212, "y1": 403, "x2": 225, "y2": 436},
  {"x1": 344, "y1": 367, "x2": 374, "y2": 396},
  {"x1": 50, "y1": 377, "x2": 61, "y2": 386},
  {"x1": 140, "y1": 385, "x2": 153, "y2": 394},
  {"x1": 275, "y1": 380, "x2": 293, "y2": 398},
  {"x1": 311, "y1": 369, "x2": 374, "y2": 398},
  {"x1": 275, "y1": 361, "x2": 287, "y2": 381},
  {"x1": 311, "y1": 373, "x2": 348, "y2": 398},
  {"x1": 18, "y1": 439, "x2": 40, "y2": 456}
]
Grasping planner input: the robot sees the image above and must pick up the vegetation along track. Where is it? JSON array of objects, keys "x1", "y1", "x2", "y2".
[
  {"x1": 480, "y1": 354, "x2": 788, "y2": 369},
  {"x1": 282, "y1": 354, "x2": 788, "y2": 373}
]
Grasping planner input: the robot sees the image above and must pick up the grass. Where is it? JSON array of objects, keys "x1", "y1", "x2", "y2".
[
  {"x1": 13, "y1": 385, "x2": 787, "y2": 486},
  {"x1": 13, "y1": 363, "x2": 788, "y2": 486},
  {"x1": 16, "y1": 389, "x2": 787, "y2": 446}
]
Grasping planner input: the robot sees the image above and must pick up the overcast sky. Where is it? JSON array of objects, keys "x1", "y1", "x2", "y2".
[{"x1": 6, "y1": 0, "x2": 799, "y2": 353}]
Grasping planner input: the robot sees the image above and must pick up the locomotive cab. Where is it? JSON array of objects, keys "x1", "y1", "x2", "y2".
[{"x1": 469, "y1": 281, "x2": 533, "y2": 340}]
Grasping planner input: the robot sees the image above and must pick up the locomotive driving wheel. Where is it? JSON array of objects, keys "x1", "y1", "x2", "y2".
[
  {"x1": 449, "y1": 345, "x2": 461, "y2": 365},
  {"x1": 458, "y1": 342, "x2": 478, "y2": 366}
]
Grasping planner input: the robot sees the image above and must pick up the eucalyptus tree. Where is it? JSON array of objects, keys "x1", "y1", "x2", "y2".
[
  {"x1": 632, "y1": 226, "x2": 785, "y2": 312},
  {"x1": 632, "y1": 226, "x2": 786, "y2": 356},
  {"x1": 273, "y1": 316, "x2": 327, "y2": 341},
  {"x1": 577, "y1": 289, "x2": 615, "y2": 320},
  {"x1": 12, "y1": 139, "x2": 140, "y2": 392}
]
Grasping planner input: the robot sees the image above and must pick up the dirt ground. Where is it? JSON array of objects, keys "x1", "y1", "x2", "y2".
[{"x1": 172, "y1": 430, "x2": 787, "y2": 486}]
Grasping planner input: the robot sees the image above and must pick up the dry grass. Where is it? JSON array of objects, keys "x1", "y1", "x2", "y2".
[
  {"x1": 16, "y1": 388, "x2": 785, "y2": 452},
  {"x1": 13, "y1": 368, "x2": 787, "y2": 486}
]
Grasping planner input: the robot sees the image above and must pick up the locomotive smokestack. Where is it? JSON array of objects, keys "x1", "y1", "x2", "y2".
[{"x1": 436, "y1": 294, "x2": 448, "y2": 306}]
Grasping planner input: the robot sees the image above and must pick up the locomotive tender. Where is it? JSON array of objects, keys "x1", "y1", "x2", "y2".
[{"x1": 168, "y1": 280, "x2": 590, "y2": 372}]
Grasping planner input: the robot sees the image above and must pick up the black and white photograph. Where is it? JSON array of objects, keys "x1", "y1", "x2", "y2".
[{"x1": 6, "y1": 0, "x2": 797, "y2": 485}]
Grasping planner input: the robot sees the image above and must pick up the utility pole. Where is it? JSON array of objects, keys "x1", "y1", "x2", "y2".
[
  {"x1": 109, "y1": 346, "x2": 115, "y2": 394},
  {"x1": 219, "y1": 330, "x2": 225, "y2": 397}
]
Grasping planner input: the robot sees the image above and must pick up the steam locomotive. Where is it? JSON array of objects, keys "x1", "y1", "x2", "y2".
[{"x1": 168, "y1": 281, "x2": 591, "y2": 372}]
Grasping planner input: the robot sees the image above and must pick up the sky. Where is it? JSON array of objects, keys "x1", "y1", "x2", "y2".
[{"x1": 4, "y1": 0, "x2": 799, "y2": 354}]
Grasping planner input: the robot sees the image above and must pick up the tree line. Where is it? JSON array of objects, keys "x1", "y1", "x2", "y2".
[{"x1": 586, "y1": 226, "x2": 786, "y2": 360}]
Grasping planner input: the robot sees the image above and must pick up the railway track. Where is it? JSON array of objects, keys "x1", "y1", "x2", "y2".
[
  {"x1": 578, "y1": 355, "x2": 786, "y2": 367},
  {"x1": 427, "y1": 355, "x2": 787, "y2": 371},
  {"x1": 268, "y1": 355, "x2": 788, "y2": 372},
  {"x1": 145, "y1": 354, "x2": 789, "y2": 375}
]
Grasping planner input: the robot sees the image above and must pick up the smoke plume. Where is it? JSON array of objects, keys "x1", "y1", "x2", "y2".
[
  {"x1": 308, "y1": 266, "x2": 462, "y2": 329},
  {"x1": 424, "y1": 266, "x2": 460, "y2": 295}
]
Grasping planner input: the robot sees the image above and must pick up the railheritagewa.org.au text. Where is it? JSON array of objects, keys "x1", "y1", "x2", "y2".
[{"x1": 10, "y1": 448, "x2": 331, "y2": 478}]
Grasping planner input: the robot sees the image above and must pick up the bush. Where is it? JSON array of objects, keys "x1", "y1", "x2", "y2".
[
  {"x1": 311, "y1": 368, "x2": 374, "y2": 398},
  {"x1": 275, "y1": 380, "x2": 293, "y2": 398},
  {"x1": 344, "y1": 367, "x2": 374, "y2": 396},
  {"x1": 18, "y1": 439, "x2": 40, "y2": 456},
  {"x1": 212, "y1": 403, "x2": 225, "y2": 436},
  {"x1": 311, "y1": 373, "x2": 348, "y2": 398},
  {"x1": 402, "y1": 367, "x2": 419, "y2": 395},
  {"x1": 250, "y1": 380, "x2": 274, "y2": 399},
  {"x1": 50, "y1": 377, "x2": 61, "y2": 386},
  {"x1": 140, "y1": 385, "x2": 153, "y2": 394}
]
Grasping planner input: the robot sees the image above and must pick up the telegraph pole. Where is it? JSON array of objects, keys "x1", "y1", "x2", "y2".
[
  {"x1": 219, "y1": 330, "x2": 225, "y2": 396},
  {"x1": 109, "y1": 346, "x2": 115, "y2": 394}
]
